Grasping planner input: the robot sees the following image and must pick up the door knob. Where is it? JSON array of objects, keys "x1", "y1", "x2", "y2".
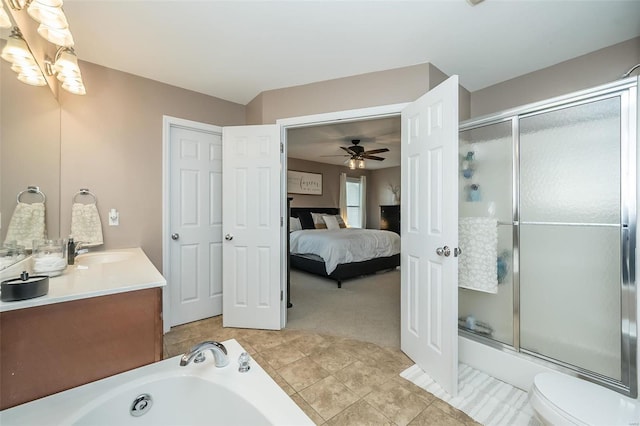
[
  {"x1": 436, "y1": 246, "x2": 451, "y2": 257},
  {"x1": 225, "y1": 234, "x2": 233, "y2": 241},
  {"x1": 171, "y1": 233, "x2": 179, "y2": 240}
]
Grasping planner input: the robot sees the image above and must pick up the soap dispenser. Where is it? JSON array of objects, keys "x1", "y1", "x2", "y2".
[{"x1": 67, "y1": 236, "x2": 76, "y2": 265}]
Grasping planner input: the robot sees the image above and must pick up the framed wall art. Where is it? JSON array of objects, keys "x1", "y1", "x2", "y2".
[{"x1": 287, "y1": 170, "x2": 322, "y2": 195}]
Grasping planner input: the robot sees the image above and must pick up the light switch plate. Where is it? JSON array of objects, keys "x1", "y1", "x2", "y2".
[{"x1": 109, "y1": 210, "x2": 119, "y2": 226}]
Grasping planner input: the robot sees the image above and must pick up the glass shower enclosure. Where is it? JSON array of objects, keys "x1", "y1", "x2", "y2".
[{"x1": 458, "y1": 77, "x2": 638, "y2": 396}]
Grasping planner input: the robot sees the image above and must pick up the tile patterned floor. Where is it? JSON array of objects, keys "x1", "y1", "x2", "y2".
[{"x1": 164, "y1": 316, "x2": 480, "y2": 426}]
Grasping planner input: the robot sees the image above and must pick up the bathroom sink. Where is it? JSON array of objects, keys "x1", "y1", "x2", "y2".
[{"x1": 75, "y1": 251, "x2": 134, "y2": 265}]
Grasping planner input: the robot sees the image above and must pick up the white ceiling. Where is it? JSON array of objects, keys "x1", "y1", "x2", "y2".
[
  {"x1": 287, "y1": 116, "x2": 401, "y2": 170},
  {"x1": 19, "y1": 0, "x2": 639, "y2": 170},
  {"x1": 62, "y1": 0, "x2": 640, "y2": 106}
]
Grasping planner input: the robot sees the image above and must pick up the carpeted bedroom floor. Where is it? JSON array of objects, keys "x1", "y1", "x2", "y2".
[{"x1": 286, "y1": 268, "x2": 401, "y2": 349}]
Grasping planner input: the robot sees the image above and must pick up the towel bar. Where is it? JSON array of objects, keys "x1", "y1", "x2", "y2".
[
  {"x1": 16, "y1": 186, "x2": 46, "y2": 204},
  {"x1": 73, "y1": 188, "x2": 97, "y2": 204}
]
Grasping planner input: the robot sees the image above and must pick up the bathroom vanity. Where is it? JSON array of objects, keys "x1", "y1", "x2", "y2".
[{"x1": 0, "y1": 248, "x2": 166, "y2": 410}]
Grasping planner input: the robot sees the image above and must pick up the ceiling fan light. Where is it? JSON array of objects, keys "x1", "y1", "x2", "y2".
[
  {"x1": 348, "y1": 158, "x2": 356, "y2": 170},
  {"x1": 357, "y1": 159, "x2": 365, "y2": 169}
]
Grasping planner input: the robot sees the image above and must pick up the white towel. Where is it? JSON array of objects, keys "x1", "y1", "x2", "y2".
[
  {"x1": 458, "y1": 217, "x2": 498, "y2": 294},
  {"x1": 4, "y1": 202, "x2": 46, "y2": 250},
  {"x1": 71, "y1": 203, "x2": 103, "y2": 247}
]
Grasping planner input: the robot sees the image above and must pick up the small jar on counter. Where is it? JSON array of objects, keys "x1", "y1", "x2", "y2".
[{"x1": 32, "y1": 239, "x2": 67, "y2": 277}]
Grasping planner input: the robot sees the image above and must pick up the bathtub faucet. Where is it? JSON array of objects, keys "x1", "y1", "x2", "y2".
[{"x1": 179, "y1": 341, "x2": 229, "y2": 367}]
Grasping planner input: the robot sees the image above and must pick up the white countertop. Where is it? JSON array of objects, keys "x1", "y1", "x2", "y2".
[{"x1": 0, "y1": 247, "x2": 166, "y2": 313}]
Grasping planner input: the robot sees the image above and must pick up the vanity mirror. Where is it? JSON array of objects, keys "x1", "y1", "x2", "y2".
[{"x1": 0, "y1": 46, "x2": 61, "y2": 254}]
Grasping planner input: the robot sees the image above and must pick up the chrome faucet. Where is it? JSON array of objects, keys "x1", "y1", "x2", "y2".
[
  {"x1": 179, "y1": 341, "x2": 229, "y2": 367},
  {"x1": 67, "y1": 238, "x2": 89, "y2": 265},
  {"x1": 75, "y1": 242, "x2": 89, "y2": 257}
]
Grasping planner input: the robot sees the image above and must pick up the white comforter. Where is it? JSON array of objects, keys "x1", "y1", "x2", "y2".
[{"x1": 289, "y1": 228, "x2": 400, "y2": 274}]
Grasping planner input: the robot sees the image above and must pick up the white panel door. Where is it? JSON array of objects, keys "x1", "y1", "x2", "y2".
[
  {"x1": 222, "y1": 125, "x2": 281, "y2": 330},
  {"x1": 401, "y1": 76, "x2": 459, "y2": 396},
  {"x1": 169, "y1": 125, "x2": 223, "y2": 326}
]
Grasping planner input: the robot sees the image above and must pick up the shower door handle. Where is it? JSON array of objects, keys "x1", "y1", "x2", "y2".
[{"x1": 436, "y1": 246, "x2": 451, "y2": 257}]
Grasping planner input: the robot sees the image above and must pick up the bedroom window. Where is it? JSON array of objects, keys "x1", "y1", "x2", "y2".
[{"x1": 346, "y1": 178, "x2": 362, "y2": 228}]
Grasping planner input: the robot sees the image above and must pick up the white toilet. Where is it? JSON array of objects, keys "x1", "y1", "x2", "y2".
[{"x1": 529, "y1": 372, "x2": 640, "y2": 425}]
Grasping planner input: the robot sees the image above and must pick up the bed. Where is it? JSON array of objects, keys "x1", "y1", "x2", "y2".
[{"x1": 289, "y1": 207, "x2": 400, "y2": 288}]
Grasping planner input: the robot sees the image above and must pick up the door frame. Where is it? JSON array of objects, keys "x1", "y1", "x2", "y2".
[
  {"x1": 162, "y1": 115, "x2": 222, "y2": 333},
  {"x1": 277, "y1": 103, "x2": 409, "y2": 327}
]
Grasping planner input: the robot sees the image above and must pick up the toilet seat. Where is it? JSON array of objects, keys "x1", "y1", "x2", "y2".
[{"x1": 529, "y1": 372, "x2": 640, "y2": 426}]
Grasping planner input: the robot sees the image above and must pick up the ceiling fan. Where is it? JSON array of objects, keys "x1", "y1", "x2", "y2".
[{"x1": 339, "y1": 139, "x2": 389, "y2": 162}]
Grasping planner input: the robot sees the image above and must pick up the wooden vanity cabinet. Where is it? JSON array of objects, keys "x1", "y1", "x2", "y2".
[{"x1": 0, "y1": 287, "x2": 162, "y2": 410}]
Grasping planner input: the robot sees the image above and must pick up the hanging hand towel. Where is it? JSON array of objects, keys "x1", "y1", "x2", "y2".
[
  {"x1": 71, "y1": 203, "x2": 103, "y2": 247},
  {"x1": 458, "y1": 217, "x2": 498, "y2": 294},
  {"x1": 4, "y1": 202, "x2": 46, "y2": 250}
]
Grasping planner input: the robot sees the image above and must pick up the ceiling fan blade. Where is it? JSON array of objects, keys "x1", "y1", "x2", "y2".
[
  {"x1": 320, "y1": 154, "x2": 350, "y2": 157},
  {"x1": 363, "y1": 148, "x2": 389, "y2": 155},
  {"x1": 340, "y1": 146, "x2": 357, "y2": 155},
  {"x1": 363, "y1": 155, "x2": 386, "y2": 161}
]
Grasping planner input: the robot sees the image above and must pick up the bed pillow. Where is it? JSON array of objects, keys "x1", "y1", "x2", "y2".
[
  {"x1": 323, "y1": 215, "x2": 340, "y2": 230},
  {"x1": 311, "y1": 212, "x2": 327, "y2": 229},
  {"x1": 296, "y1": 211, "x2": 315, "y2": 229},
  {"x1": 289, "y1": 217, "x2": 302, "y2": 232},
  {"x1": 335, "y1": 215, "x2": 347, "y2": 228}
]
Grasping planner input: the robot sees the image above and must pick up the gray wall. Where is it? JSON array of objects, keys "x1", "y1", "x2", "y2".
[
  {"x1": 247, "y1": 63, "x2": 471, "y2": 125},
  {"x1": 58, "y1": 62, "x2": 245, "y2": 269},
  {"x1": 470, "y1": 37, "x2": 640, "y2": 118},
  {"x1": 368, "y1": 166, "x2": 401, "y2": 230},
  {"x1": 287, "y1": 158, "x2": 399, "y2": 230}
]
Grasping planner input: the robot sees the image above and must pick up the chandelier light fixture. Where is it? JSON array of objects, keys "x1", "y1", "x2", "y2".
[
  {"x1": 1, "y1": 0, "x2": 85, "y2": 94},
  {"x1": 1, "y1": 27, "x2": 46, "y2": 86},
  {"x1": 47, "y1": 46, "x2": 85, "y2": 94}
]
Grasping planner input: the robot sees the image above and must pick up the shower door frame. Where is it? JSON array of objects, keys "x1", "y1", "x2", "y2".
[{"x1": 458, "y1": 76, "x2": 638, "y2": 397}]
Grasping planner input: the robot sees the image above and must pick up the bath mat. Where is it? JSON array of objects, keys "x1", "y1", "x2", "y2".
[{"x1": 400, "y1": 363, "x2": 540, "y2": 426}]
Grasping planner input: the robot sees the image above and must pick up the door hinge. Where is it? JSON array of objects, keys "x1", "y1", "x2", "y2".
[
  {"x1": 281, "y1": 217, "x2": 284, "y2": 227},
  {"x1": 280, "y1": 143, "x2": 284, "y2": 153},
  {"x1": 280, "y1": 290, "x2": 283, "y2": 301}
]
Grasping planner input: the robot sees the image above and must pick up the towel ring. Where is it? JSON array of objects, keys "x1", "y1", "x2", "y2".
[
  {"x1": 73, "y1": 188, "x2": 97, "y2": 204},
  {"x1": 17, "y1": 186, "x2": 46, "y2": 204}
]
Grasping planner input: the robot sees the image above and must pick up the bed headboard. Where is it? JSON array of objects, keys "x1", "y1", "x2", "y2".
[{"x1": 290, "y1": 207, "x2": 340, "y2": 229}]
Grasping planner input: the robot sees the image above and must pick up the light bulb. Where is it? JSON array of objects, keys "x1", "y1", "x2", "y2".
[
  {"x1": 357, "y1": 159, "x2": 365, "y2": 169},
  {"x1": 348, "y1": 159, "x2": 356, "y2": 170}
]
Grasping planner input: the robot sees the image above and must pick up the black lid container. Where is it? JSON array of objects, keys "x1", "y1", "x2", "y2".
[{"x1": 1, "y1": 271, "x2": 49, "y2": 302}]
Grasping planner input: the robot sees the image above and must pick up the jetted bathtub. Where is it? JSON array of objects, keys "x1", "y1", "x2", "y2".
[{"x1": 0, "y1": 339, "x2": 313, "y2": 425}]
